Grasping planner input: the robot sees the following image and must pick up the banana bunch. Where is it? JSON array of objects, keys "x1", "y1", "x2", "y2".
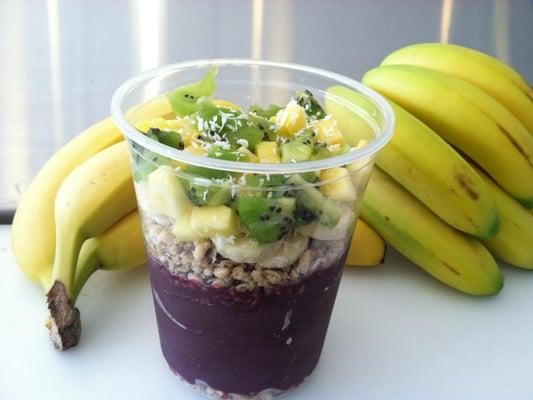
[
  {"x1": 11, "y1": 98, "x2": 172, "y2": 350},
  {"x1": 339, "y1": 42, "x2": 533, "y2": 294}
]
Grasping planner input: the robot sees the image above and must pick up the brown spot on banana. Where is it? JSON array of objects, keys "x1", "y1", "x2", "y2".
[
  {"x1": 454, "y1": 173, "x2": 479, "y2": 200},
  {"x1": 496, "y1": 123, "x2": 532, "y2": 165},
  {"x1": 442, "y1": 261, "x2": 461, "y2": 276}
]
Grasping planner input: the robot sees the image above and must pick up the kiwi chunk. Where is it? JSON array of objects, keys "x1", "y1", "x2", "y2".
[
  {"x1": 147, "y1": 128, "x2": 184, "y2": 150},
  {"x1": 208, "y1": 145, "x2": 249, "y2": 162},
  {"x1": 249, "y1": 104, "x2": 282, "y2": 119},
  {"x1": 240, "y1": 174, "x2": 289, "y2": 198},
  {"x1": 289, "y1": 174, "x2": 340, "y2": 228},
  {"x1": 281, "y1": 130, "x2": 315, "y2": 163},
  {"x1": 311, "y1": 142, "x2": 350, "y2": 160},
  {"x1": 236, "y1": 197, "x2": 296, "y2": 243},
  {"x1": 225, "y1": 112, "x2": 275, "y2": 150},
  {"x1": 245, "y1": 174, "x2": 287, "y2": 188},
  {"x1": 167, "y1": 67, "x2": 218, "y2": 117},
  {"x1": 131, "y1": 131, "x2": 173, "y2": 182},
  {"x1": 296, "y1": 90, "x2": 325, "y2": 119},
  {"x1": 182, "y1": 165, "x2": 232, "y2": 206},
  {"x1": 226, "y1": 126, "x2": 264, "y2": 151},
  {"x1": 196, "y1": 98, "x2": 242, "y2": 137}
]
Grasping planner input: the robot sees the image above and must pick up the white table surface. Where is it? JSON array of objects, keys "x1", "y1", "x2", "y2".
[{"x1": 1, "y1": 225, "x2": 532, "y2": 400}]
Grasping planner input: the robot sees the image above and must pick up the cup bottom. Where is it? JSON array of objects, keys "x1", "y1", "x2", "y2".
[{"x1": 169, "y1": 367, "x2": 293, "y2": 400}]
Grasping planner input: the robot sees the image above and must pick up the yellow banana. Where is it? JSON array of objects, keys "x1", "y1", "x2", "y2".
[
  {"x1": 11, "y1": 118, "x2": 123, "y2": 287},
  {"x1": 326, "y1": 86, "x2": 499, "y2": 238},
  {"x1": 472, "y1": 167, "x2": 533, "y2": 269},
  {"x1": 380, "y1": 43, "x2": 533, "y2": 134},
  {"x1": 12, "y1": 97, "x2": 171, "y2": 288},
  {"x1": 345, "y1": 219, "x2": 386, "y2": 266},
  {"x1": 47, "y1": 141, "x2": 137, "y2": 350},
  {"x1": 362, "y1": 65, "x2": 533, "y2": 207},
  {"x1": 360, "y1": 168, "x2": 503, "y2": 295},
  {"x1": 73, "y1": 210, "x2": 146, "y2": 300},
  {"x1": 29, "y1": 210, "x2": 145, "y2": 297}
]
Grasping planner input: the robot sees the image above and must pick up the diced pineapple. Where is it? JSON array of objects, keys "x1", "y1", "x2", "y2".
[
  {"x1": 213, "y1": 98, "x2": 242, "y2": 111},
  {"x1": 275, "y1": 100, "x2": 307, "y2": 137},
  {"x1": 319, "y1": 167, "x2": 357, "y2": 203},
  {"x1": 314, "y1": 116, "x2": 346, "y2": 145},
  {"x1": 190, "y1": 205, "x2": 240, "y2": 237},
  {"x1": 180, "y1": 117, "x2": 200, "y2": 145},
  {"x1": 166, "y1": 118, "x2": 185, "y2": 130},
  {"x1": 184, "y1": 140, "x2": 208, "y2": 156},
  {"x1": 135, "y1": 120, "x2": 152, "y2": 133},
  {"x1": 150, "y1": 117, "x2": 169, "y2": 130},
  {"x1": 256, "y1": 141, "x2": 280, "y2": 163},
  {"x1": 171, "y1": 217, "x2": 202, "y2": 241},
  {"x1": 238, "y1": 146, "x2": 259, "y2": 162},
  {"x1": 146, "y1": 166, "x2": 193, "y2": 220}
]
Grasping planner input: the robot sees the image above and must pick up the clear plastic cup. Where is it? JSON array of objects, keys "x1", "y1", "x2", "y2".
[{"x1": 111, "y1": 60, "x2": 394, "y2": 399}]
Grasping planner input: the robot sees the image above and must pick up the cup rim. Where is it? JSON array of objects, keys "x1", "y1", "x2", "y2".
[{"x1": 111, "y1": 59, "x2": 394, "y2": 174}]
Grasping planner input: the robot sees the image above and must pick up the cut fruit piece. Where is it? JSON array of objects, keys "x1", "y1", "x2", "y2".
[
  {"x1": 190, "y1": 205, "x2": 240, "y2": 237},
  {"x1": 226, "y1": 126, "x2": 264, "y2": 151},
  {"x1": 212, "y1": 98, "x2": 242, "y2": 111},
  {"x1": 250, "y1": 104, "x2": 282, "y2": 119},
  {"x1": 196, "y1": 98, "x2": 241, "y2": 136},
  {"x1": 184, "y1": 141, "x2": 207, "y2": 156},
  {"x1": 208, "y1": 146, "x2": 250, "y2": 162},
  {"x1": 180, "y1": 117, "x2": 201, "y2": 146},
  {"x1": 319, "y1": 167, "x2": 357, "y2": 203},
  {"x1": 237, "y1": 146, "x2": 259, "y2": 162},
  {"x1": 290, "y1": 175, "x2": 341, "y2": 228},
  {"x1": 147, "y1": 128, "x2": 184, "y2": 150},
  {"x1": 167, "y1": 67, "x2": 218, "y2": 117},
  {"x1": 257, "y1": 233, "x2": 309, "y2": 269},
  {"x1": 281, "y1": 130, "x2": 315, "y2": 163},
  {"x1": 236, "y1": 197, "x2": 296, "y2": 243},
  {"x1": 212, "y1": 236, "x2": 277, "y2": 264},
  {"x1": 146, "y1": 166, "x2": 192, "y2": 220},
  {"x1": 149, "y1": 117, "x2": 169, "y2": 130},
  {"x1": 241, "y1": 174, "x2": 288, "y2": 198},
  {"x1": 183, "y1": 165, "x2": 233, "y2": 206},
  {"x1": 296, "y1": 205, "x2": 355, "y2": 240},
  {"x1": 171, "y1": 217, "x2": 202, "y2": 241},
  {"x1": 166, "y1": 118, "x2": 185, "y2": 131},
  {"x1": 275, "y1": 100, "x2": 307, "y2": 137},
  {"x1": 311, "y1": 142, "x2": 350, "y2": 160},
  {"x1": 135, "y1": 120, "x2": 152, "y2": 133},
  {"x1": 346, "y1": 219, "x2": 386, "y2": 266},
  {"x1": 256, "y1": 141, "x2": 281, "y2": 163},
  {"x1": 313, "y1": 115, "x2": 346, "y2": 145},
  {"x1": 296, "y1": 90, "x2": 326, "y2": 120}
]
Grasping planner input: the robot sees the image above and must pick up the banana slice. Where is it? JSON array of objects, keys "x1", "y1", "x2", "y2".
[
  {"x1": 212, "y1": 236, "x2": 280, "y2": 264},
  {"x1": 257, "y1": 233, "x2": 309, "y2": 270},
  {"x1": 296, "y1": 205, "x2": 355, "y2": 241},
  {"x1": 134, "y1": 181, "x2": 172, "y2": 226}
]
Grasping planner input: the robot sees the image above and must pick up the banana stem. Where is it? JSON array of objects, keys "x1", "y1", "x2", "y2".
[
  {"x1": 50, "y1": 230, "x2": 85, "y2": 296},
  {"x1": 46, "y1": 230, "x2": 85, "y2": 350},
  {"x1": 72, "y1": 240, "x2": 101, "y2": 302}
]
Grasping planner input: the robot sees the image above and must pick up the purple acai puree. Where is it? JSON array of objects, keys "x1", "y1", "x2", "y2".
[{"x1": 147, "y1": 251, "x2": 347, "y2": 397}]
